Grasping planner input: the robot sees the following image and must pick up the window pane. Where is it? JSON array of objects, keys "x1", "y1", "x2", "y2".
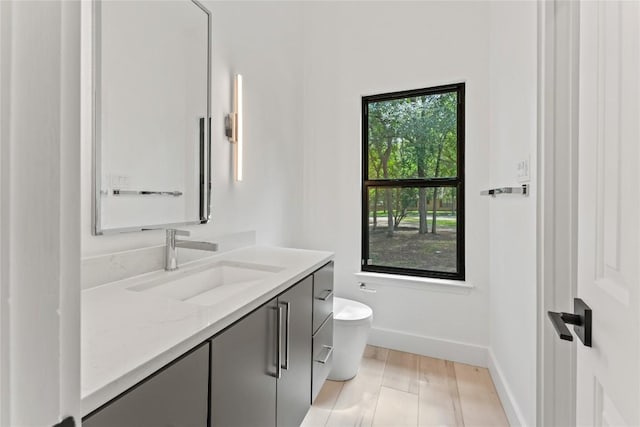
[
  {"x1": 367, "y1": 91, "x2": 458, "y2": 180},
  {"x1": 367, "y1": 186, "x2": 457, "y2": 273}
]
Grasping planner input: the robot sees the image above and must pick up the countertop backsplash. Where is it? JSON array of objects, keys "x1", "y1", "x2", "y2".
[{"x1": 81, "y1": 230, "x2": 256, "y2": 289}]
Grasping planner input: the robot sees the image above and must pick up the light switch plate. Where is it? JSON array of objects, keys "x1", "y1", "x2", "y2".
[{"x1": 517, "y1": 157, "x2": 530, "y2": 183}]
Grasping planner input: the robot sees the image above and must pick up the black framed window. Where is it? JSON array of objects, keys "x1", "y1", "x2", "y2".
[{"x1": 362, "y1": 83, "x2": 465, "y2": 280}]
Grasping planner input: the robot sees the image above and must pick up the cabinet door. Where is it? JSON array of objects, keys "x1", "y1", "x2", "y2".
[
  {"x1": 211, "y1": 298, "x2": 278, "y2": 427},
  {"x1": 277, "y1": 277, "x2": 313, "y2": 427},
  {"x1": 83, "y1": 343, "x2": 209, "y2": 427}
]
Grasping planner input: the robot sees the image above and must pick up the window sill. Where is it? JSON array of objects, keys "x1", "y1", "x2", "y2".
[{"x1": 354, "y1": 271, "x2": 474, "y2": 294}]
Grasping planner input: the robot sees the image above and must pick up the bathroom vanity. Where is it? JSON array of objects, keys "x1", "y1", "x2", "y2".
[{"x1": 81, "y1": 247, "x2": 334, "y2": 427}]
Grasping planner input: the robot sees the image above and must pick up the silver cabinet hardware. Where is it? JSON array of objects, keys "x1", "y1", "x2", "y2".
[
  {"x1": 314, "y1": 345, "x2": 334, "y2": 365},
  {"x1": 316, "y1": 290, "x2": 334, "y2": 301},
  {"x1": 280, "y1": 301, "x2": 291, "y2": 370},
  {"x1": 275, "y1": 305, "x2": 283, "y2": 379}
]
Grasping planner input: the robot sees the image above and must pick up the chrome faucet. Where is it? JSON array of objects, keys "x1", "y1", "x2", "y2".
[{"x1": 165, "y1": 229, "x2": 218, "y2": 271}]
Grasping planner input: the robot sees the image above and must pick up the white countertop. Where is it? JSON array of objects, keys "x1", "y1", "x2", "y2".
[{"x1": 81, "y1": 245, "x2": 333, "y2": 416}]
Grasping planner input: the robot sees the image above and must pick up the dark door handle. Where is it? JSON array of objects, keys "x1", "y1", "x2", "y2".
[
  {"x1": 547, "y1": 298, "x2": 592, "y2": 347},
  {"x1": 548, "y1": 311, "x2": 580, "y2": 341},
  {"x1": 53, "y1": 417, "x2": 75, "y2": 427}
]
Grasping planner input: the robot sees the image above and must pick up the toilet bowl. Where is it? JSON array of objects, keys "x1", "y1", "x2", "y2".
[{"x1": 328, "y1": 297, "x2": 373, "y2": 381}]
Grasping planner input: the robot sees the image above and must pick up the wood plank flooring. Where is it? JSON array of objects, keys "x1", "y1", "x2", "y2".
[{"x1": 301, "y1": 346, "x2": 509, "y2": 427}]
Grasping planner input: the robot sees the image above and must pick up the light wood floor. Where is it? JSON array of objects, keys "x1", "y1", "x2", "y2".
[{"x1": 301, "y1": 346, "x2": 510, "y2": 427}]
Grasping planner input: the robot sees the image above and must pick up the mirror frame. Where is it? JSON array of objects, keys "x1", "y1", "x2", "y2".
[{"x1": 92, "y1": 0, "x2": 212, "y2": 235}]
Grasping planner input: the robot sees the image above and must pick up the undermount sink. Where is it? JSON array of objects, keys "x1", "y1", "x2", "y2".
[{"x1": 128, "y1": 261, "x2": 284, "y2": 306}]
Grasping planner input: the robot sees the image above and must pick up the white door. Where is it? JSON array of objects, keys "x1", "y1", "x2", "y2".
[{"x1": 576, "y1": 1, "x2": 640, "y2": 425}]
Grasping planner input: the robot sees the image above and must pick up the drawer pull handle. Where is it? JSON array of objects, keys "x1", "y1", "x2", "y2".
[
  {"x1": 316, "y1": 290, "x2": 333, "y2": 301},
  {"x1": 315, "y1": 345, "x2": 334, "y2": 364}
]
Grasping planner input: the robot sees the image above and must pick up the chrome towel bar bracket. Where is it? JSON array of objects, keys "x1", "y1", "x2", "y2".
[{"x1": 480, "y1": 184, "x2": 529, "y2": 197}]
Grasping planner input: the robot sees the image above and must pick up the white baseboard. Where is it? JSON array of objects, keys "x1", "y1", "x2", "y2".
[
  {"x1": 488, "y1": 348, "x2": 527, "y2": 427},
  {"x1": 368, "y1": 327, "x2": 527, "y2": 426},
  {"x1": 368, "y1": 327, "x2": 489, "y2": 368}
]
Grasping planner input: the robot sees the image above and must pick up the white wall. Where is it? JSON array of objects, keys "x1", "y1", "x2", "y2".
[
  {"x1": 488, "y1": 2, "x2": 538, "y2": 426},
  {"x1": 300, "y1": 1, "x2": 492, "y2": 363},
  {"x1": 81, "y1": 1, "x2": 305, "y2": 257},
  {"x1": 0, "y1": 1, "x2": 81, "y2": 424}
]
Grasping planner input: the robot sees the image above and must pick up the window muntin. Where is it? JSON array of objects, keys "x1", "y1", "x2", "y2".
[{"x1": 362, "y1": 84, "x2": 465, "y2": 280}]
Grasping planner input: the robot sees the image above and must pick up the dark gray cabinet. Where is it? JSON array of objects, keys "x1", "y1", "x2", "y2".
[
  {"x1": 312, "y1": 261, "x2": 334, "y2": 402},
  {"x1": 211, "y1": 298, "x2": 278, "y2": 427},
  {"x1": 210, "y1": 277, "x2": 314, "y2": 427},
  {"x1": 83, "y1": 342, "x2": 209, "y2": 427},
  {"x1": 277, "y1": 276, "x2": 313, "y2": 427}
]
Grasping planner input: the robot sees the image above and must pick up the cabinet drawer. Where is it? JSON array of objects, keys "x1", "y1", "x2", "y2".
[
  {"x1": 311, "y1": 315, "x2": 333, "y2": 403},
  {"x1": 313, "y1": 261, "x2": 334, "y2": 333}
]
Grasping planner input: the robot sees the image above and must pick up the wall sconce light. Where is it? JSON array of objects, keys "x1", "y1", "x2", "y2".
[{"x1": 225, "y1": 74, "x2": 243, "y2": 181}]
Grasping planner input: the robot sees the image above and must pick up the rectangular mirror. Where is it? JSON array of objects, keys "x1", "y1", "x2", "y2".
[{"x1": 93, "y1": 0, "x2": 211, "y2": 234}]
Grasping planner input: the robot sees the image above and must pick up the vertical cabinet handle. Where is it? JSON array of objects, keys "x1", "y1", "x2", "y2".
[
  {"x1": 274, "y1": 305, "x2": 283, "y2": 379},
  {"x1": 280, "y1": 301, "x2": 291, "y2": 370}
]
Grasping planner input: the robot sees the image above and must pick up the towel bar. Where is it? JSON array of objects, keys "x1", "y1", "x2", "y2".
[
  {"x1": 112, "y1": 189, "x2": 183, "y2": 197},
  {"x1": 480, "y1": 184, "x2": 528, "y2": 197}
]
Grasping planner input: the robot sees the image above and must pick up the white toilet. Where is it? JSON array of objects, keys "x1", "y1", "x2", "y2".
[{"x1": 328, "y1": 297, "x2": 373, "y2": 381}]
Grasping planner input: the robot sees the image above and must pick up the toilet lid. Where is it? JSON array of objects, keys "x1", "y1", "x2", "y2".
[{"x1": 334, "y1": 297, "x2": 373, "y2": 321}]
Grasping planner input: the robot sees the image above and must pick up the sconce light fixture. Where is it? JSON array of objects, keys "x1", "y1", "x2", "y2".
[{"x1": 225, "y1": 74, "x2": 243, "y2": 181}]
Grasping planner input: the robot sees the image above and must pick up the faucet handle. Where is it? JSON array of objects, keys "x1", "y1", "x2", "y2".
[{"x1": 166, "y1": 228, "x2": 190, "y2": 238}]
